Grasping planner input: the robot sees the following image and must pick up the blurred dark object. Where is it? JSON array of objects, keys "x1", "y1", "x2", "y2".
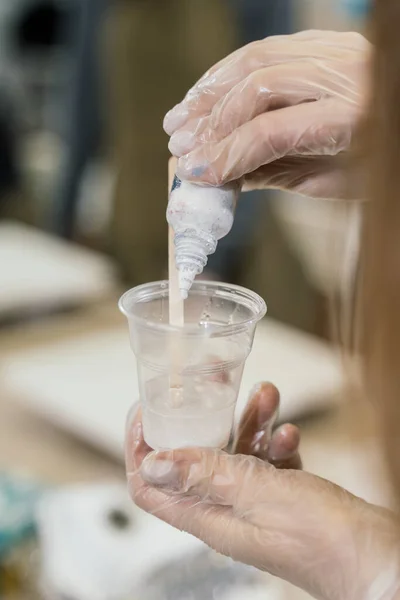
[
  {"x1": 15, "y1": 0, "x2": 69, "y2": 50},
  {"x1": 0, "y1": 1, "x2": 85, "y2": 224},
  {"x1": 53, "y1": 0, "x2": 107, "y2": 238},
  {"x1": 0, "y1": 96, "x2": 18, "y2": 197},
  {"x1": 0, "y1": 539, "x2": 41, "y2": 600},
  {"x1": 229, "y1": 0, "x2": 293, "y2": 43},
  {"x1": 5, "y1": 0, "x2": 78, "y2": 131},
  {"x1": 0, "y1": 472, "x2": 43, "y2": 599}
]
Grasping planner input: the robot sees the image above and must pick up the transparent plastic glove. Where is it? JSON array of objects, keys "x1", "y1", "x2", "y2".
[
  {"x1": 164, "y1": 31, "x2": 371, "y2": 200},
  {"x1": 230, "y1": 382, "x2": 302, "y2": 469},
  {"x1": 127, "y1": 382, "x2": 301, "y2": 472},
  {"x1": 126, "y1": 384, "x2": 400, "y2": 600}
]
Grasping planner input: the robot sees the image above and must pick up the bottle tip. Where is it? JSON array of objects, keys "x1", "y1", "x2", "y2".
[{"x1": 178, "y1": 267, "x2": 197, "y2": 300}]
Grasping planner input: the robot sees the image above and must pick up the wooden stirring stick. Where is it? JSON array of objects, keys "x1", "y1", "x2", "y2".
[
  {"x1": 168, "y1": 157, "x2": 184, "y2": 328},
  {"x1": 168, "y1": 157, "x2": 184, "y2": 405}
]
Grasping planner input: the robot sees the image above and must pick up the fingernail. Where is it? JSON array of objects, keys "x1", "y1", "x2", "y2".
[
  {"x1": 250, "y1": 430, "x2": 268, "y2": 456},
  {"x1": 169, "y1": 131, "x2": 195, "y2": 156},
  {"x1": 140, "y1": 456, "x2": 181, "y2": 489},
  {"x1": 249, "y1": 383, "x2": 263, "y2": 399},
  {"x1": 271, "y1": 425, "x2": 300, "y2": 460},
  {"x1": 164, "y1": 106, "x2": 189, "y2": 135},
  {"x1": 268, "y1": 447, "x2": 283, "y2": 462},
  {"x1": 248, "y1": 383, "x2": 274, "y2": 429}
]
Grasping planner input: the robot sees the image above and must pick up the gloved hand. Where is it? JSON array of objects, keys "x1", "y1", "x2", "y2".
[
  {"x1": 126, "y1": 383, "x2": 400, "y2": 600},
  {"x1": 127, "y1": 383, "x2": 302, "y2": 489},
  {"x1": 164, "y1": 31, "x2": 371, "y2": 200}
]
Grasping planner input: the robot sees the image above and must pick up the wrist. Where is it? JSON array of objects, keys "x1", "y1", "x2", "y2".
[
  {"x1": 345, "y1": 502, "x2": 400, "y2": 600},
  {"x1": 293, "y1": 497, "x2": 400, "y2": 600}
]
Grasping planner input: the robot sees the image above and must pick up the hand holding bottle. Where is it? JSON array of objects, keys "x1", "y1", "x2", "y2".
[{"x1": 164, "y1": 31, "x2": 371, "y2": 200}]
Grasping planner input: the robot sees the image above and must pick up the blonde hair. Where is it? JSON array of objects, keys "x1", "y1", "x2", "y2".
[{"x1": 359, "y1": 0, "x2": 400, "y2": 503}]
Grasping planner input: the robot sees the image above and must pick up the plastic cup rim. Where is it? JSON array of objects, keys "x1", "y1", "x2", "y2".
[{"x1": 118, "y1": 280, "x2": 267, "y2": 337}]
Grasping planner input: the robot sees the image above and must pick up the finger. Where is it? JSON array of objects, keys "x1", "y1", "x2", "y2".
[
  {"x1": 163, "y1": 39, "x2": 266, "y2": 134},
  {"x1": 133, "y1": 467, "x2": 253, "y2": 566},
  {"x1": 164, "y1": 37, "x2": 354, "y2": 135},
  {"x1": 163, "y1": 42, "x2": 257, "y2": 134},
  {"x1": 125, "y1": 413, "x2": 231, "y2": 521},
  {"x1": 233, "y1": 382, "x2": 279, "y2": 459},
  {"x1": 125, "y1": 406, "x2": 152, "y2": 473},
  {"x1": 168, "y1": 60, "x2": 352, "y2": 157},
  {"x1": 176, "y1": 98, "x2": 356, "y2": 186},
  {"x1": 125, "y1": 408, "x2": 176, "y2": 515},
  {"x1": 274, "y1": 451, "x2": 302, "y2": 471},
  {"x1": 134, "y1": 448, "x2": 266, "y2": 569},
  {"x1": 268, "y1": 424, "x2": 302, "y2": 470},
  {"x1": 125, "y1": 411, "x2": 242, "y2": 549},
  {"x1": 140, "y1": 448, "x2": 270, "y2": 511}
]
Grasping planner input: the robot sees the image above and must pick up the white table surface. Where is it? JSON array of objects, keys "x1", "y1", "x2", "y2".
[{"x1": 0, "y1": 221, "x2": 117, "y2": 315}]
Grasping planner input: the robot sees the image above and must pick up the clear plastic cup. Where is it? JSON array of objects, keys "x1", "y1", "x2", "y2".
[{"x1": 119, "y1": 281, "x2": 266, "y2": 450}]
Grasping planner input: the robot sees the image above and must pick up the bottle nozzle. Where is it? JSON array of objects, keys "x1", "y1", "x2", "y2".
[
  {"x1": 168, "y1": 177, "x2": 238, "y2": 299},
  {"x1": 178, "y1": 266, "x2": 198, "y2": 300}
]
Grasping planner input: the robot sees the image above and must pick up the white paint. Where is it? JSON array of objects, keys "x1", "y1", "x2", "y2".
[{"x1": 142, "y1": 379, "x2": 237, "y2": 450}]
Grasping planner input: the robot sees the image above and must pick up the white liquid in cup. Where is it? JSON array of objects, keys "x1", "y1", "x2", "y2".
[{"x1": 142, "y1": 378, "x2": 237, "y2": 450}]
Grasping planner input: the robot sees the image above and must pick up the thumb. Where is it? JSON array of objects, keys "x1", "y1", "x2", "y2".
[{"x1": 140, "y1": 448, "x2": 270, "y2": 512}]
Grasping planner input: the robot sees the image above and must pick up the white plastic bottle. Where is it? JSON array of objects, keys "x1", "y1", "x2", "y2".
[{"x1": 167, "y1": 176, "x2": 240, "y2": 298}]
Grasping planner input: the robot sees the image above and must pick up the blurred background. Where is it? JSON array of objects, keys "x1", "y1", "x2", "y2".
[{"x1": 0, "y1": 2, "x2": 380, "y2": 600}]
